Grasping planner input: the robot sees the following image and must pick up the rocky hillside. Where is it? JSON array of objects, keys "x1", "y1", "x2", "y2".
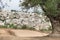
[{"x1": 0, "y1": 11, "x2": 52, "y2": 30}]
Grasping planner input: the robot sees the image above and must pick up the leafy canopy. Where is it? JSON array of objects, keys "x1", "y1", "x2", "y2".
[{"x1": 22, "y1": 0, "x2": 60, "y2": 17}]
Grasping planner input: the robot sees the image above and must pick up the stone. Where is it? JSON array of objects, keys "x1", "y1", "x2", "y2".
[
  {"x1": 0, "y1": 21, "x2": 4, "y2": 26},
  {"x1": 0, "y1": 11, "x2": 52, "y2": 31}
]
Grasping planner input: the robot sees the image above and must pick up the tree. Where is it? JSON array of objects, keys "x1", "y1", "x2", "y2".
[{"x1": 22, "y1": 0, "x2": 60, "y2": 37}]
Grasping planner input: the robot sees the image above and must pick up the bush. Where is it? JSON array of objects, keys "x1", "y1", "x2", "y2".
[
  {"x1": 0, "y1": 24, "x2": 35, "y2": 30},
  {"x1": 3, "y1": 24, "x2": 17, "y2": 29},
  {"x1": 21, "y1": 25, "x2": 28, "y2": 29},
  {"x1": 28, "y1": 27, "x2": 35, "y2": 30},
  {"x1": 21, "y1": 25, "x2": 35, "y2": 30},
  {"x1": 9, "y1": 24, "x2": 17, "y2": 29}
]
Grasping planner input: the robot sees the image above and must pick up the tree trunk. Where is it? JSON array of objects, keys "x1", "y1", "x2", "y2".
[{"x1": 47, "y1": 16, "x2": 60, "y2": 37}]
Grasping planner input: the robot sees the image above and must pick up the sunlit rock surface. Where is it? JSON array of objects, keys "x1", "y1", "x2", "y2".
[{"x1": 0, "y1": 11, "x2": 52, "y2": 30}]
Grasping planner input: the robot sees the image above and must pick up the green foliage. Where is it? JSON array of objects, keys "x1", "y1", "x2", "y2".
[
  {"x1": 2, "y1": 24, "x2": 17, "y2": 29},
  {"x1": 8, "y1": 24, "x2": 17, "y2": 29},
  {"x1": 28, "y1": 27, "x2": 35, "y2": 30},
  {"x1": 22, "y1": 0, "x2": 60, "y2": 17},
  {"x1": 22, "y1": 0, "x2": 42, "y2": 7},
  {"x1": 21, "y1": 25, "x2": 35, "y2": 30},
  {"x1": 0, "y1": 24, "x2": 35, "y2": 30},
  {"x1": 45, "y1": 0, "x2": 58, "y2": 16},
  {"x1": 21, "y1": 25, "x2": 27, "y2": 29}
]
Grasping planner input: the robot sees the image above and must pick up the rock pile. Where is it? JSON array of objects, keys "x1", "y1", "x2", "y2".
[{"x1": 0, "y1": 11, "x2": 52, "y2": 30}]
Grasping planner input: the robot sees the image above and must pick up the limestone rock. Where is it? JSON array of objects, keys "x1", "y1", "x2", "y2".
[{"x1": 0, "y1": 11, "x2": 52, "y2": 30}]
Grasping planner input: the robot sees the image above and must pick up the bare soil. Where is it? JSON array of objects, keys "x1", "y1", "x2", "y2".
[{"x1": 0, "y1": 28, "x2": 60, "y2": 40}]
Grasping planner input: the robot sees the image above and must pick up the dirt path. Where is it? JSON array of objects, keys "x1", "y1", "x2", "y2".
[
  {"x1": 0, "y1": 29, "x2": 60, "y2": 40},
  {"x1": 0, "y1": 28, "x2": 49, "y2": 37},
  {"x1": 0, "y1": 36, "x2": 60, "y2": 40}
]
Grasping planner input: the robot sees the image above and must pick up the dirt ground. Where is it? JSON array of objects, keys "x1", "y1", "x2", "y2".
[
  {"x1": 0, "y1": 36, "x2": 60, "y2": 40},
  {"x1": 0, "y1": 28, "x2": 60, "y2": 40},
  {"x1": 0, "y1": 28, "x2": 49, "y2": 37}
]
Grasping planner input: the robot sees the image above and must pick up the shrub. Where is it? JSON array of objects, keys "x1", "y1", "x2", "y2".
[
  {"x1": 28, "y1": 27, "x2": 35, "y2": 30},
  {"x1": 21, "y1": 25, "x2": 35, "y2": 30},
  {"x1": 21, "y1": 25, "x2": 28, "y2": 29},
  {"x1": 8, "y1": 24, "x2": 17, "y2": 29},
  {"x1": 0, "y1": 24, "x2": 35, "y2": 30},
  {"x1": 3, "y1": 24, "x2": 17, "y2": 29}
]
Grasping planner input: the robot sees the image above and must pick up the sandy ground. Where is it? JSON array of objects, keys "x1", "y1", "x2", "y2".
[
  {"x1": 0, "y1": 29, "x2": 60, "y2": 40},
  {"x1": 0, "y1": 35, "x2": 60, "y2": 40},
  {"x1": 0, "y1": 28, "x2": 49, "y2": 37}
]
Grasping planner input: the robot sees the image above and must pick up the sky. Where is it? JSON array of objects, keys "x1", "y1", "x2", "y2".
[
  {"x1": 0, "y1": 0, "x2": 43, "y2": 13},
  {"x1": 1, "y1": 0, "x2": 21, "y2": 11}
]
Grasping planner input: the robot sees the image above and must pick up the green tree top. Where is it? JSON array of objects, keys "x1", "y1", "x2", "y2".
[{"x1": 22, "y1": 0, "x2": 60, "y2": 17}]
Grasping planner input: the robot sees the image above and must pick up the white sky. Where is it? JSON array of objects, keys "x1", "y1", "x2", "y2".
[
  {"x1": 2, "y1": 0, "x2": 20, "y2": 11},
  {"x1": 0, "y1": 0, "x2": 43, "y2": 13}
]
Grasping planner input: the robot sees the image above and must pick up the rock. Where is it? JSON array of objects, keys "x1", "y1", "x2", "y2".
[
  {"x1": 0, "y1": 21, "x2": 4, "y2": 26},
  {"x1": 9, "y1": 13, "x2": 20, "y2": 19},
  {"x1": 0, "y1": 11, "x2": 52, "y2": 31}
]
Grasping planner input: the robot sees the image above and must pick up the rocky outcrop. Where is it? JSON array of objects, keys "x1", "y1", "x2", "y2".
[{"x1": 0, "y1": 11, "x2": 52, "y2": 30}]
